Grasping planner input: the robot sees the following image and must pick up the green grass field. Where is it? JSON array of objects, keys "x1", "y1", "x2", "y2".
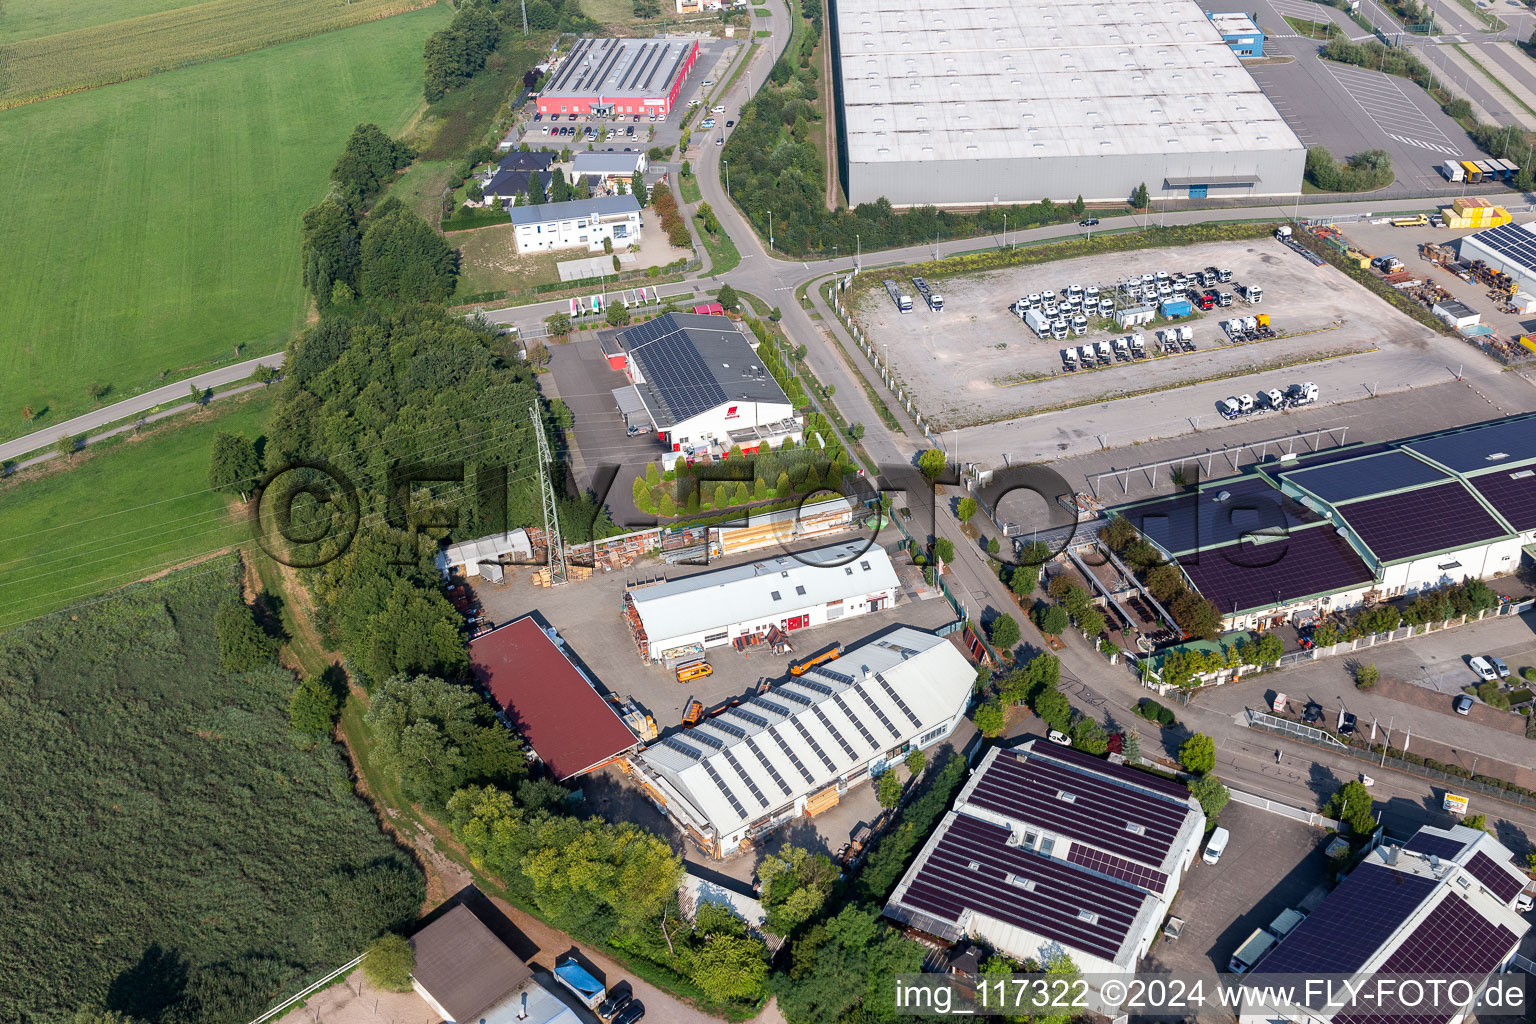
[
  {"x1": 0, "y1": 3, "x2": 448, "y2": 444},
  {"x1": 0, "y1": 0, "x2": 200, "y2": 43},
  {"x1": 0, "y1": 389, "x2": 276, "y2": 632}
]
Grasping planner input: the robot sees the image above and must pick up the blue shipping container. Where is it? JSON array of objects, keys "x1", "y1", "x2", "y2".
[{"x1": 1161, "y1": 299, "x2": 1192, "y2": 318}]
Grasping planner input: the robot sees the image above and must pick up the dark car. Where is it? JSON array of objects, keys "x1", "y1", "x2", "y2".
[
  {"x1": 726, "y1": 119, "x2": 735, "y2": 127},
  {"x1": 1339, "y1": 712, "x2": 1357, "y2": 736},
  {"x1": 597, "y1": 988, "x2": 632, "y2": 1020},
  {"x1": 1080, "y1": 217, "x2": 1100, "y2": 226},
  {"x1": 613, "y1": 1002, "x2": 645, "y2": 1024},
  {"x1": 1302, "y1": 701, "x2": 1324, "y2": 725},
  {"x1": 533, "y1": 112, "x2": 543, "y2": 121}
]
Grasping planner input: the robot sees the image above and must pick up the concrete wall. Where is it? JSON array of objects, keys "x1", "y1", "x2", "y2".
[{"x1": 843, "y1": 148, "x2": 1304, "y2": 207}]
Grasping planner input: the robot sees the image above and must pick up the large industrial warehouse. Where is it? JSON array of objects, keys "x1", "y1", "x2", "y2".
[
  {"x1": 537, "y1": 36, "x2": 699, "y2": 117},
  {"x1": 623, "y1": 541, "x2": 901, "y2": 661},
  {"x1": 630, "y1": 627, "x2": 976, "y2": 857},
  {"x1": 828, "y1": 0, "x2": 1305, "y2": 206},
  {"x1": 607, "y1": 312, "x2": 803, "y2": 459},
  {"x1": 1110, "y1": 413, "x2": 1536, "y2": 631}
]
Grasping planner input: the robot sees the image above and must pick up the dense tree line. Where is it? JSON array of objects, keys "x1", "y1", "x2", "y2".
[
  {"x1": 302, "y1": 193, "x2": 454, "y2": 309},
  {"x1": 331, "y1": 124, "x2": 414, "y2": 210},
  {"x1": 423, "y1": 5, "x2": 501, "y2": 101}
]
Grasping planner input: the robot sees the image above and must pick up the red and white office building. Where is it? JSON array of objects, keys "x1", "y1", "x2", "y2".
[
  {"x1": 606, "y1": 312, "x2": 803, "y2": 462},
  {"x1": 537, "y1": 37, "x2": 699, "y2": 117}
]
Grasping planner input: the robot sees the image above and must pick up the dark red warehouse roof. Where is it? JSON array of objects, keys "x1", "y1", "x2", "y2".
[{"x1": 469, "y1": 617, "x2": 637, "y2": 780}]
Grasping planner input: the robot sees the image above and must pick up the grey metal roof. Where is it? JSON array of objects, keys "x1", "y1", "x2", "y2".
[
  {"x1": 1165, "y1": 173, "x2": 1259, "y2": 185},
  {"x1": 573, "y1": 151, "x2": 645, "y2": 175},
  {"x1": 497, "y1": 150, "x2": 556, "y2": 173},
  {"x1": 484, "y1": 168, "x2": 551, "y2": 199},
  {"x1": 409, "y1": 905, "x2": 532, "y2": 1023},
  {"x1": 618, "y1": 313, "x2": 792, "y2": 428},
  {"x1": 542, "y1": 36, "x2": 693, "y2": 101},
  {"x1": 833, "y1": 0, "x2": 1301, "y2": 165},
  {"x1": 507, "y1": 193, "x2": 641, "y2": 226}
]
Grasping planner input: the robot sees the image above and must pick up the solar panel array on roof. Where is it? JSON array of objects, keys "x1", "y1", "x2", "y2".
[
  {"x1": 721, "y1": 747, "x2": 769, "y2": 809},
  {"x1": 1339, "y1": 482, "x2": 1508, "y2": 563},
  {"x1": 724, "y1": 706, "x2": 770, "y2": 729},
  {"x1": 690, "y1": 729, "x2": 724, "y2": 750},
  {"x1": 1119, "y1": 476, "x2": 1319, "y2": 557},
  {"x1": 832, "y1": 693, "x2": 881, "y2": 751},
  {"x1": 1066, "y1": 845, "x2": 1169, "y2": 893},
  {"x1": 744, "y1": 736, "x2": 792, "y2": 795},
  {"x1": 1468, "y1": 466, "x2": 1536, "y2": 532},
  {"x1": 1404, "y1": 413, "x2": 1536, "y2": 473},
  {"x1": 853, "y1": 686, "x2": 902, "y2": 739},
  {"x1": 1402, "y1": 831, "x2": 1468, "y2": 859},
  {"x1": 701, "y1": 759, "x2": 747, "y2": 819},
  {"x1": 1283, "y1": 442, "x2": 1392, "y2": 472},
  {"x1": 967, "y1": 750, "x2": 1187, "y2": 866},
  {"x1": 1032, "y1": 743, "x2": 1193, "y2": 800},
  {"x1": 876, "y1": 673, "x2": 923, "y2": 728},
  {"x1": 768, "y1": 727, "x2": 815, "y2": 784},
  {"x1": 811, "y1": 705, "x2": 858, "y2": 759},
  {"x1": 1259, "y1": 863, "x2": 1437, "y2": 976},
  {"x1": 790, "y1": 718, "x2": 837, "y2": 773},
  {"x1": 662, "y1": 736, "x2": 701, "y2": 760},
  {"x1": 1331, "y1": 893, "x2": 1518, "y2": 1024},
  {"x1": 1284, "y1": 450, "x2": 1450, "y2": 504},
  {"x1": 1464, "y1": 850, "x2": 1524, "y2": 904},
  {"x1": 624, "y1": 317, "x2": 729, "y2": 423},
  {"x1": 898, "y1": 815, "x2": 1148, "y2": 961},
  {"x1": 1180, "y1": 525, "x2": 1375, "y2": 614}
]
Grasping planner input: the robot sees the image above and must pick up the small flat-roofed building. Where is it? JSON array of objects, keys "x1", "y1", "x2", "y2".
[
  {"x1": 610, "y1": 312, "x2": 802, "y2": 458},
  {"x1": 469, "y1": 617, "x2": 639, "y2": 780},
  {"x1": 508, "y1": 194, "x2": 641, "y2": 254},
  {"x1": 1240, "y1": 825, "x2": 1530, "y2": 1024},
  {"x1": 883, "y1": 741, "x2": 1205, "y2": 978},
  {"x1": 538, "y1": 37, "x2": 699, "y2": 117},
  {"x1": 1207, "y1": 11, "x2": 1265, "y2": 55},
  {"x1": 1109, "y1": 413, "x2": 1536, "y2": 631},
  {"x1": 632, "y1": 626, "x2": 975, "y2": 857},
  {"x1": 572, "y1": 151, "x2": 649, "y2": 191},
  {"x1": 623, "y1": 541, "x2": 900, "y2": 661}
]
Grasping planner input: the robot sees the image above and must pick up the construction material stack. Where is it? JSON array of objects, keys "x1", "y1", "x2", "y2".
[{"x1": 1443, "y1": 197, "x2": 1512, "y2": 229}]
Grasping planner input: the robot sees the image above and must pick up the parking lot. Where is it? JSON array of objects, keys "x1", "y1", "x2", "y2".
[
  {"x1": 1144, "y1": 801, "x2": 1333, "y2": 1020},
  {"x1": 473, "y1": 538, "x2": 962, "y2": 730},
  {"x1": 856, "y1": 236, "x2": 1459, "y2": 432}
]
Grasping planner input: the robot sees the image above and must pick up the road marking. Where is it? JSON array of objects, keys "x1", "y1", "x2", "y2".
[{"x1": 1323, "y1": 60, "x2": 1456, "y2": 152}]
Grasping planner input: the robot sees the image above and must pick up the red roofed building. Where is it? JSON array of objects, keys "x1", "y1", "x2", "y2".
[
  {"x1": 469, "y1": 617, "x2": 639, "y2": 781},
  {"x1": 691, "y1": 302, "x2": 724, "y2": 316}
]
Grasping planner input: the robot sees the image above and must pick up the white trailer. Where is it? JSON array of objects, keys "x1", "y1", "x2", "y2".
[
  {"x1": 1025, "y1": 308, "x2": 1051, "y2": 335},
  {"x1": 1442, "y1": 159, "x2": 1465, "y2": 182}
]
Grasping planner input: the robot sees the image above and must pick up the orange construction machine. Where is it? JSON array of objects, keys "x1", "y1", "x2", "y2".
[{"x1": 790, "y1": 643, "x2": 844, "y2": 676}]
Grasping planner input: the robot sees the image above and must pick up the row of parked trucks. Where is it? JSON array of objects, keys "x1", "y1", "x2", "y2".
[
  {"x1": 884, "y1": 277, "x2": 943, "y2": 313},
  {"x1": 1222, "y1": 314, "x2": 1273, "y2": 342},
  {"x1": 1061, "y1": 335, "x2": 1147, "y2": 368},
  {"x1": 1441, "y1": 158, "x2": 1520, "y2": 184},
  {"x1": 1219, "y1": 381, "x2": 1319, "y2": 419}
]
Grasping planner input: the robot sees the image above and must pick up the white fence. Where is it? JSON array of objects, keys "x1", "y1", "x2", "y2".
[
  {"x1": 248, "y1": 953, "x2": 366, "y2": 1024},
  {"x1": 1273, "y1": 599, "x2": 1535, "y2": 670},
  {"x1": 1229, "y1": 787, "x2": 1340, "y2": 830}
]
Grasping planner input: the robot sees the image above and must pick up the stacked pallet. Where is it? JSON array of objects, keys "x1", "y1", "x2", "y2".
[
  {"x1": 531, "y1": 565, "x2": 593, "y2": 587},
  {"x1": 1443, "y1": 197, "x2": 1511, "y2": 229}
]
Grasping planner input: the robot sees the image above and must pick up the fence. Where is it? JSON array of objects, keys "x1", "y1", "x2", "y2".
[
  {"x1": 883, "y1": 502, "x2": 998, "y2": 662},
  {"x1": 828, "y1": 280, "x2": 935, "y2": 442},
  {"x1": 1248, "y1": 708, "x2": 1536, "y2": 809},
  {"x1": 1270, "y1": 600, "x2": 1534, "y2": 670},
  {"x1": 1229, "y1": 787, "x2": 1341, "y2": 830},
  {"x1": 248, "y1": 953, "x2": 366, "y2": 1024}
]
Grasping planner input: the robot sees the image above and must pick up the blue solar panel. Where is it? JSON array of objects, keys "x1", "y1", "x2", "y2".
[
  {"x1": 1339, "y1": 482, "x2": 1508, "y2": 563},
  {"x1": 1469, "y1": 465, "x2": 1536, "y2": 532},
  {"x1": 1402, "y1": 830, "x2": 1467, "y2": 859},
  {"x1": 1179, "y1": 523, "x2": 1375, "y2": 615},
  {"x1": 1283, "y1": 451, "x2": 1449, "y2": 504},
  {"x1": 1404, "y1": 414, "x2": 1536, "y2": 473},
  {"x1": 1260, "y1": 863, "x2": 1436, "y2": 976},
  {"x1": 1116, "y1": 476, "x2": 1318, "y2": 557}
]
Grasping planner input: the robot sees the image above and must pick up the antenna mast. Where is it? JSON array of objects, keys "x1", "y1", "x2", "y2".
[{"x1": 530, "y1": 405, "x2": 568, "y2": 586}]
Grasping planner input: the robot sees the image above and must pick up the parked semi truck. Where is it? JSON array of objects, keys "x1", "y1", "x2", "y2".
[
  {"x1": 912, "y1": 276, "x2": 943, "y2": 311},
  {"x1": 1024, "y1": 307, "x2": 1051, "y2": 336},
  {"x1": 883, "y1": 279, "x2": 913, "y2": 313}
]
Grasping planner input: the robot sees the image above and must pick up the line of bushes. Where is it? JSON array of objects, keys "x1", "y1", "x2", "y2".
[
  {"x1": 1135, "y1": 698, "x2": 1178, "y2": 727},
  {"x1": 1304, "y1": 145, "x2": 1394, "y2": 192},
  {"x1": 651, "y1": 179, "x2": 692, "y2": 249},
  {"x1": 1307, "y1": 579, "x2": 1502, "y2": 646},
  {"x1": 1101, "y1": 516, "x2": 1222, "y2": 641}
]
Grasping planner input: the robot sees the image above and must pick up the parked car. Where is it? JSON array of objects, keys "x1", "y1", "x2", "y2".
[
  {"x1": 1079, "y1": 217, "x2": 1099, "y2": 226},
  {"x1": 1339, "y1": 712, "x2": 1357, "y2": 736},
  {"x1": 533, "y1": 112, "x2": 542, "y2": 121},
  {"x1": 597, "y1": 987, "x2": 633, "y2": 1021},
  {"x1": 613, "y1": 1002, "x2": 645, "y2": 1024},
  {"x1": 726, "y1": 119, "x2": 735, "y2": 127},
  {"x1": 702, "y1": 79, "x2": 714, "y2": 86},
  {"x1": 1047, "y1": 729, "x2": 1071, "y2": 746},
  {"x1": 1302, "y1": 701, "x2": 1323, "y2": 725},
  {"x1": 633, "y1": 114, "x2": 642, "y2": 122},
  {"x1": 1202, "y1": 827, "x2": 1230, "y2": 864},
  {"x1": 1454, "y1": 694, "x2": 1475, "y2": 715},
  {"x1": 1469, "y1": 655, "x2": 1499, "y2": 682},
  {"x1": 712, "y1": 104, "x2": 726, "y2": 112},
  {"x1": 1488, "y1": 655, "x2": 1511, "y2": 678}
]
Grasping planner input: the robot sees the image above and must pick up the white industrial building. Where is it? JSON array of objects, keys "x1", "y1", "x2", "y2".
[
  {"x1": 1241, "y1": 824, "x2": 1530, "y2": 1024},
  {"x1": 610, "y1": 313, "x2": 803, "y2": 459},
  {"x1": 631, "y1": 627, "x2": 975, "y2": 857},
  {"x1": 508, "y1": 194, "x2": 642, "y2": 254},
  {"x1": 1112, "y1": 413, "x2": 1536, "y2": 631},
  {"x1": 1459, "y1": 220, "x2": 1536, "y2": 294},
  {"x1": 623, "y1": 541, "x2": 900, "y2": 662},
  {"x1": 572, "y1": 150, "x2": 649, "y2": 191},
  {"x1": 828, "y1": 0, "x2": 1305, "y2": 206},
  {"x1": 884, "y1": 741, "x2": 1206, "y2": 977}
]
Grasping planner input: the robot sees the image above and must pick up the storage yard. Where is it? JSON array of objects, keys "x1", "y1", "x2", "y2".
[{"x1": 853, "y1": 236, "x2": 1449, "y2": 431}]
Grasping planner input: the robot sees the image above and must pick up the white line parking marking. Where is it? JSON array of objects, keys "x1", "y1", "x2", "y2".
[{"x1": 1322, "y1": 61, "x2": 1454, "y2": 151}]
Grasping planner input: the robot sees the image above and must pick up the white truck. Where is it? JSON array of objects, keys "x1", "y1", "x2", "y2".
[
  {"x1": 1025, "y1": 308, "x2": 1052, "y2": 336},
  {"x1": 912, "y1": 276, "x2": 943, "y2": 311},
  {"x1": 883, "y1": 279, "x2": 913, "y2": 313},
  {"x1": 1079, "y1": 345, "x2": 1097, "y2": 365},
  {"x1": 1095, "y1": 339, "x2": 1112, "y2": 363},
  {"x1": 1289, "y1": 381, "x2": 1319, "y2": 406},
  {"x1": 1062, "y1": 347, "x2": 1079, "y2": 369},
  {"x1": 1130, "y1": 333, "x2": 1146, "y2": 357},
  {"x1": 1114, "y1": 336, "x2": 1131, "y2": 360},
  {"x1": 1240, "y1": 283, "x2": 1263, "y2": 304},
  {"x1": 1442, "y1": 159, "x2": 1465, "y2": 182}
]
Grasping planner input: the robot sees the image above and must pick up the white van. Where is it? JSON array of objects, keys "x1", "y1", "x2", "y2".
[{"x1": 1203, "y1": 826, "x2": 1230, "y2": 865}]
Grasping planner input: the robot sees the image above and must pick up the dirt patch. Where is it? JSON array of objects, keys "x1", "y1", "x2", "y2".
[{"x1": 1371, "y1": 675, "x2": 1528, "y2": 736}]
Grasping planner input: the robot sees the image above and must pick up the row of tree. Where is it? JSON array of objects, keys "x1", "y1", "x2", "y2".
[
  {"x1": 423, "y1": 5, "x2": 501, "y2": 101},
  {"x1": 1304, "y1": 145, "x2": 1394, "y2": 193},
  {"x1": 1102, "y1": 515, "x2": 1222, "y2": 640},
  {"x1": 303, "y1": 191, "x2": 457, "y2": 310}
]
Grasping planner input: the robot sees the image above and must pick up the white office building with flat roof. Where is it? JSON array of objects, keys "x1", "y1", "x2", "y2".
[
  {"x1": 508, "y1": 194, "x2": 642, "y2": 254},
  {"x1": 828, "y1": 0, "x2": 1305, "y2": 206}
]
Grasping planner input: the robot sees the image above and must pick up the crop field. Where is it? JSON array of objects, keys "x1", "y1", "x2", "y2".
[
  {"x1": 0, "y1": 559, "x2": 422, "y2": 1022},
  {"x1": 0, "y1": 3, "x2": 449, "y2": 443},
  {"x1": 0, "y1": 389, "x2": 276, "y2": 632},
  {"x1": 0, "y1": 0, "x2": 202, "y2": 43},
  {"x1": 0, "y1": 0, "x2": 437, "y2": 106}
]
